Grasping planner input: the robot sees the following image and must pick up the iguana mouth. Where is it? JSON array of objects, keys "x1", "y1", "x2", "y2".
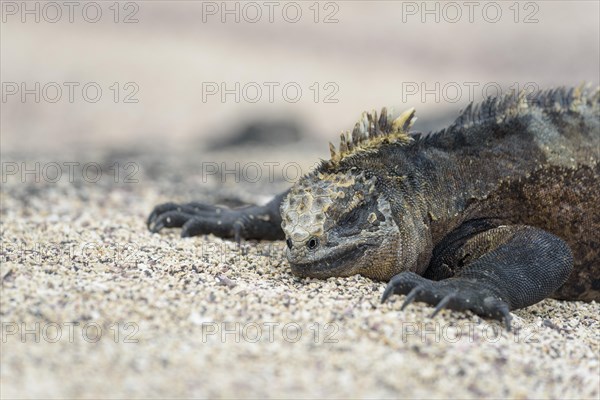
[{"x1": 289, "y1": 243, "x2": 374, "y2": 278}]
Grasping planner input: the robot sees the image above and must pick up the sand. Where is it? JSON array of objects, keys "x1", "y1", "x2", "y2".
[{"x1": 1, "y1": 150, "x2": 599, "y2": 399}]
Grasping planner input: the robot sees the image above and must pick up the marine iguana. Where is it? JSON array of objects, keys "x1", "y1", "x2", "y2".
[{"x1": 148, "y1": 86, "x2": 600, "y2": 329}]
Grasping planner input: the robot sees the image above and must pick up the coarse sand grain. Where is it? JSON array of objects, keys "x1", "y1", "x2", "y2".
[{"x1": 1, "y1": 151, "x2": 598, "y2": 399}]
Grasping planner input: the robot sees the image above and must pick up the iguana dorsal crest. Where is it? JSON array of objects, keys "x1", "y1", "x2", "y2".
[{"x1": 328, "y1": 107, "x2": 417, "y2": 165}]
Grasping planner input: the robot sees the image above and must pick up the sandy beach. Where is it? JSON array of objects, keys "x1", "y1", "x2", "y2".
[{"x1": 1, "y1": 149, "x2": 598, "y2": 399}]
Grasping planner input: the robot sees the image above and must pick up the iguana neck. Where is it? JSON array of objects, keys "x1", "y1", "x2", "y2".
[{"x1": 382, "y1": 150, "x2": 479, "y2": 274}]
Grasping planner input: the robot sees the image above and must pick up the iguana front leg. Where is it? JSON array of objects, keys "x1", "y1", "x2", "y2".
[
  {"x1": 381, "y1": 225, "x2": 573, "y2": 329},
  {"x1": 147, "y1": 192, "x2": 287, "y2": 241}
]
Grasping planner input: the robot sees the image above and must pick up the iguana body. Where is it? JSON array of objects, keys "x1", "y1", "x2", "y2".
[{"x1": 148, "y1": 86, "x2": 600, "y2": 328}]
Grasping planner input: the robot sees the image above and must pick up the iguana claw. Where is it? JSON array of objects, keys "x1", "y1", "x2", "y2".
[
  {"x1": 381, "y1": 271, "x2": 513, "y2": 330},
  {"x1": 430, "y1": 291, "x2": 457, "y2": 317},
  {"x1": 400, "y1": 286, "x2": 422, "y2": 310},
  {"x1": 147, "y1": 196, "x2": 286, "y2": 241}
]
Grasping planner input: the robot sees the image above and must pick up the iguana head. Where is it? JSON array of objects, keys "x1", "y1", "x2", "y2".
[
  {"x1": 280, "y1": 170, "x2": 401, "y2": 280},
  {"x1": 280, "y1": 107, "x2": 419, "y2": 280}
]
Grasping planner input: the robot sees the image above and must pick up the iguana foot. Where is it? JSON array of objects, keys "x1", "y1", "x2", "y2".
[
  {"x1": 147, "y1": 194, "x2": 286, "y2": 241},
  {"x1": 148, "y1": 202, "x2": 243, "y2": 239},
  {"x1": 381, "y1": 271, "x2": 513, "y2": 330}
]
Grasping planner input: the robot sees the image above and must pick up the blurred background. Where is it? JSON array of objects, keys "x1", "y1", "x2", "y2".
[{"x1": 2, "y1": 0, "x2": 599, "y2": 158}]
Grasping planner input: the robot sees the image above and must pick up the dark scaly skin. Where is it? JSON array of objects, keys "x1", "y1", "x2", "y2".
[{"x1": 148, "y1": 86, "x2": 600, "y2": 328}]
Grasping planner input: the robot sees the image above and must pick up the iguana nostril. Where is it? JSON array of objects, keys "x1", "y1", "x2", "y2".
[{"x1": 286, "y1": 238, "x2": 293, "y2": 249}]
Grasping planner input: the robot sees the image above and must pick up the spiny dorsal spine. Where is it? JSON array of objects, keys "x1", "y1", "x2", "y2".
[
  {"x1": 328, "y1": 107, "x2": 417, "y2": 164},
  {"x1": 449, "y1": 84, "x2": 600, "y2": 131}
]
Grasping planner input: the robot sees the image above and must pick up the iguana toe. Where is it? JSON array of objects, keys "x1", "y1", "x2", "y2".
[
  {"x1": 149, "y1": 210, "x2": 196, "y2": 233},
  {"x1": 381, "y1": 271, "x2": 513, "y2": 330},
  {"x1": 147, "y1": 202, "x2": 179, "y2": 228}
]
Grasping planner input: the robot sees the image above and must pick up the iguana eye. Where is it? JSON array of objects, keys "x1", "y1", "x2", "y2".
[{"x1": 307, "y1": 237, "x2": 319, "y2": 250}]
